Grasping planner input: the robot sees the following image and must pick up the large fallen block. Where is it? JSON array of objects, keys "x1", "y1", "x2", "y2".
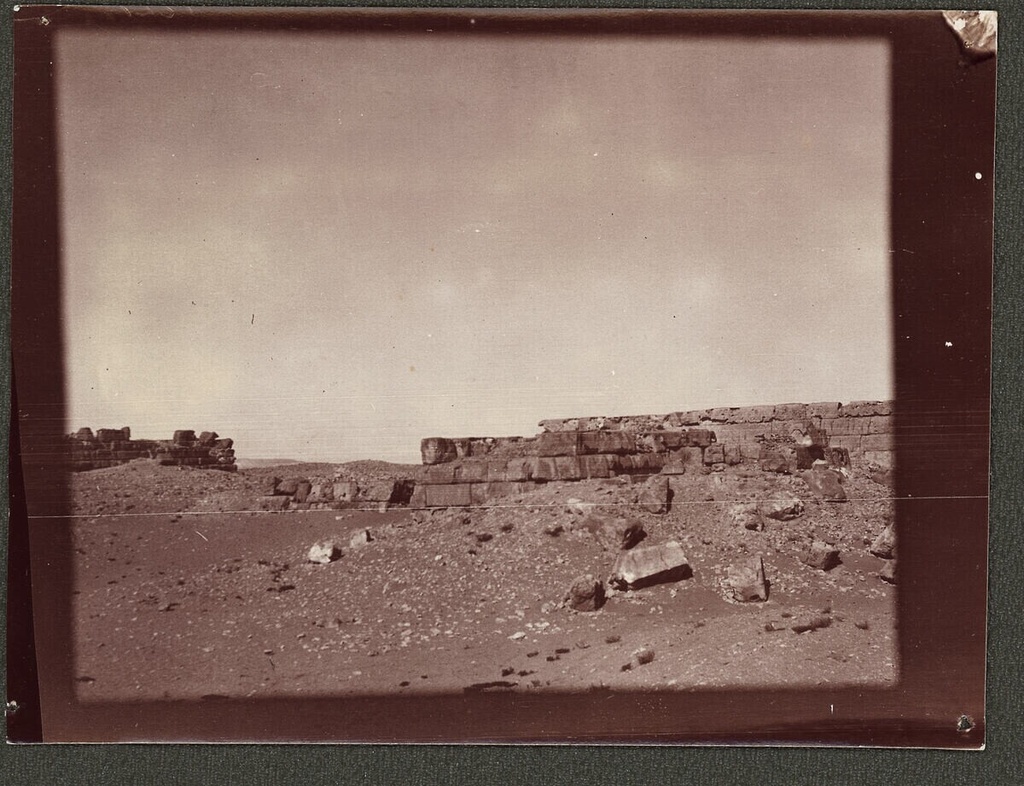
[
  {"x1": 609, "y1": 541, "x2": 692, "y2": 590},
  {"x1": 576, "y1": 514, "x2": 646, "y2": 551}
]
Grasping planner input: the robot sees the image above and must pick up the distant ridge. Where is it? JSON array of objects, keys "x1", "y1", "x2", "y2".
[{"x1": 234, "y1": 458, "x2": 302, "y2": 470}]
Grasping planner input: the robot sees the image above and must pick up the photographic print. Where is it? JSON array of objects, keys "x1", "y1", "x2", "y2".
[{"x1": 9, "y1": 8, "x2": 994, "y2": 745}]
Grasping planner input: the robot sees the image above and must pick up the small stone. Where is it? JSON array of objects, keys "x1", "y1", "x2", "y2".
[
  {"x1": 307, "y1": 540, "x2": 342, "y2": 564},
  {"x1": 759, "y1": 493, "x2": 804, "y2": 521},
  {"x1": 791, "y1": 614, "x2": 832, "y2": 634},
  {"x1": 509, "y1": 631, "x2": 526, "y2": 641},
  {"x1": 631, "y1": 646, "x2": 655, "y2": 666},
  {"x1": 801, "y1": 540, "x2": 841, "y2": 571},
  {"x1": 728, "y1": 503, "x2": 763, "y2": 531},
  {"x1": 349, "y1": 528, "x2": 373, "y2": 549},
  {"x1": 566, "y1": 574, "x2": 605, "y2": 612},
  {"x1": 869, "y1": 524, "x2": 896, "y2": 559}
]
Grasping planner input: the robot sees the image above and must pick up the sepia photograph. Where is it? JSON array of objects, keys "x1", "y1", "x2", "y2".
[{"x1": 9, "y1": 7, "x2": 994, "y2": 745}]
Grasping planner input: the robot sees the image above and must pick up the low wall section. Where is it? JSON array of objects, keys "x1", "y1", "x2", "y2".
[{"x1": 67, "y1": 428, "x2": 237, "y2": 472}]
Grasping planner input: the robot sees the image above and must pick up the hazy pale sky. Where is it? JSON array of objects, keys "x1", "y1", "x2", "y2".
[{"x1": 55, "y1": 25, "x2": 891, "y2": 463}]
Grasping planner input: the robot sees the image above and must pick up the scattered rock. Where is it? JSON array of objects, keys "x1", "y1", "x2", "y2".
[
  {"x1": 565, "y1": 498, "x2": 596, "y2": 515},
  {"x1": 576, "y1": 514, "x2": 645, "y2": 551},
  {"x1": 609, "y1": 541, "x2": 692, "y2": 590},
  {"x1": 604, "y1": 634, "x2": 621, "y2": 644},
  {"x1": 349, "y1": 529, "x2": 373, "y2": 549},
  {"x1": 566, "y1": 574, "x2": 605, "y2": 612},
  {"x1": 631, "y1": 646, "x2": 655, "y2": 667},
  {"x1": 728, "y1": 503, "x2": 763, "y2": 531},
  {"x1": 879, "y1": 561, "x2": 896, "y2": 584},
  {"x1": 543, "y1": 523, "x2": 564, "y2": 537},
  {"x1": 722, "y1": 556, "x2": 769, "y2": 603},
  {"x1": 801, "y1": 468, "x2": 847, "y2": 502},
  {"x1": 759, "y1": 493, "x2": 804, "y2": 521},
  {"x1": 791, "y1": 614, "x2": 832, "y2": 634},
  {"x1": 637, "y1": 474, "x2": 671, "y2": 514},
  {"x1": 800, "y1": 540, "x2": 841, "y2": 571},
  {"x1": 307, "y1": 541, "x2": 342, "y2": 564},
  {"x1": 869, "y1": 524, "x2": 896, "y2": 559}
]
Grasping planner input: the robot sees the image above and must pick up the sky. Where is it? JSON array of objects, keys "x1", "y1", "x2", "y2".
[{"x1": 55, "y1": 24, "x2": 891, "y2": 463}]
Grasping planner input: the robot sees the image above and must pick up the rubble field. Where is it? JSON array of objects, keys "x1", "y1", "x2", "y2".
[{"x1": 69, "y1": 458, "x2": 896, "y2": 701}]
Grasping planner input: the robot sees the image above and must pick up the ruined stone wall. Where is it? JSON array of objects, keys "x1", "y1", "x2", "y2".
[
  {"x1": 412, "y1": 401, "x2": 894, "y2": 508},
  {"x1": 67, "y1": 428, "x2": 237, "y2": 472},
  {"x1": 536, "y1": 400, "x2": 894, "y2": 467}
]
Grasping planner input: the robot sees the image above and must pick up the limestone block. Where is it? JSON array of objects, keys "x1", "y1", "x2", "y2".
[
  {"x1": 526, "y1": 457, "x2": 553, "y2": 482},
  {"x1": 579, "y1": 454, "x2": 613, "y2": 479},
  {"x1": 537, "y1": 431, "x2": 581, "y2": 457},
  {"x1": 579, "y1": 431, "x2": 636, "y2": 455},
  {"x1": 862, "y1": 433, "x2": 895, "y2": 452},
  {"x1": 609, "y1": 541, "x2": 692, "y2": 590},
  {"x1": 703, "y1": 444, "x2": 725, "y2": 465},
  {"x1": 421, "y1": 437, "x2": 457, "y2": 465},
  {"x1": 555, "y1": 456, "x2": 583, "y2": 481},
  {"x1": 424, "y1": 484, "x2": 473, "y2": 507},
  {"x1": 455, "y1": 461, "x2": 489, "y2": 483}
]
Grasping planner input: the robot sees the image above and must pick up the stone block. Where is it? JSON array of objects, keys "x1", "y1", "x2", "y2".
[
  {"x1": 609, "y1": 541, "x2": 692, "y2": 590},
  {"x1": 503, "y1": 457, "x2": 535, "y2": 483},
  {"x1": 555, "y1": 456, "x2": 583, "y2": 481},
  {"x1": 455, "y1": 461, "x2": 489, "y2": 483},
  {"x1": 408, "y1": 485, "x2": 427, "y2": 508},
  {"x1": 424, "y1": 464, "x2": 458, "y2": 484},
  {"x1": 733, "y1": 405, "x2": 776, "y2": 423},
  {"x1": 531, "y1": 457, "x2": 558, "y2": 482},
  {"x1": 801, "y1": 540, "x2": 842, "y2": 571},
  {"x1": 724, "y1": 445, "x2": 743, "y2": 465},
  {"x1": 424, "y1": 484, "x2": 473, "y2": 507},
  {"x1": 537, "y1": 431, "x2": 581, "y2": 457},
  {"x1": 868, "y1": 415, "x2": 895, "y2": 434},
  {"x1": 674, "y1": 410, "x2": 704, "y2": 426},
  {"x1": 842, "y1": 400, "x2": 892, "y2": 417},
  {"x1": 333, "y1": 481, "x2": 357, "y2": 502},
  {"x1": 359, "y1": 480, "x2": 397, "y2": 503},
  {"x1": 705, "y1": 407, "x2": 736, "y2": 423},
  {"x1": 421, "y1": 437, "x2": 457, "y2": 465},
  {"x1": 684, "y1": 429, "x2": 716, "y2": 448},
  {"x1": 579, "y1": 454, "x2": 613, "y2": 479},
  {"x1": 722, "y1": 556, "x2": 768, "y2": 602},
  {"x1": 759, "y1": 448, "x2": 793, "y2": 474},
  {"x1": 293, "y1": 481, "x2": 313, "y2": 503},
  {"x1": 773, "y1": 403, "x2": 809, "y2": 421},
  {"x1": 579, "y1": 431, "x2": 635, "y2": 455},
  {"x1": 828, "y1": 435, "x2": 863, "y2": 453},
  {"x1": 703, "y1": 444, "x2": 725, "y2": 465},
  {"x1": 172, "y1": 430, "x2": 196, "y2": 446},
  {"x1": 862, "y1": 433, "x2": 895, "y2": 452},
  {"x1": 577, "y1": 514, "x2": 645, "y2": 551},
  {"x1": 638, "y1": 475, "x2": 671, "y2": 514},
  {"x1": 801, "y1": 468, "x2": 847, "y2": 502},
  {"x1": 807, "y1": 401, "x2": 842, "y2": 419}
]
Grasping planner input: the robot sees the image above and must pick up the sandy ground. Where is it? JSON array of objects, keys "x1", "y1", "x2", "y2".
[{"x1": 68, "y1": 460, "x2": 896, "y2": 701}]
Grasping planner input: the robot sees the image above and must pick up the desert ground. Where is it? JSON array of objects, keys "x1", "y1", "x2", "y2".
[{"x1": 68, "y1": 459, "x2": 896, "y2": 702}]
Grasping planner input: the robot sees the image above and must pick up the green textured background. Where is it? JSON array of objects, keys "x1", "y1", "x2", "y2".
[{"x1": 2, "y1": 1, "x2": 1020, "y2": 782}]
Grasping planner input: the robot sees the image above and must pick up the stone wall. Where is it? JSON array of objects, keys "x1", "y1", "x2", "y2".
[
  {"x1": 67, "y1": 427, "x2": 237, "y2": 472},
  {"x1": 412, "y1": 400, "x2": 894, "y2": 508}
]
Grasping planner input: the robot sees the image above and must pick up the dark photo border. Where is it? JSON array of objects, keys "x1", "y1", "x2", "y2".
[{"x1": 9, "y1": 7, "x2": 993, "y2": 746}]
